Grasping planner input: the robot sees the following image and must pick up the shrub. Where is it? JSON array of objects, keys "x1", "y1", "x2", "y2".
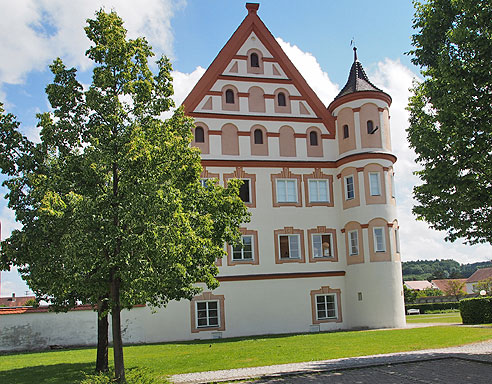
[
  {"x1": 23, "y1": 299, "x2": 38, "y2": 307},
  {"x1": 405, "y1": 302, "x2": 459, "y2": 314},
  {"x1": 460, "y1": 297, "x2": 492, "y2": 324}
]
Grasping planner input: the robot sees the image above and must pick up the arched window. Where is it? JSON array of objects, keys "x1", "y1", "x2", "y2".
[
  {"x1": 195, "y1": 126, "x2": 205, "y2": 143},
  {"x1": 225, "y1": 89, "x2": 235, "y2": 104},
  {"x1": 367, "y1": 120, "x2": 374, "y2": 134},
  {"x1": 278, "y1": 92, "x2": 286, "y2": 107},
  {"x1": 309, "y1": 131, "x2": 318, "y2": 146},
  {"x1": 254, "y1": 128, "x2": 263, "y2": 144},
  {"x1": 343, "y1": 125, "x2": 349, "y2": 139},
  {"x1": 250, "y1": 53, "x2": 259, "y2": 68}
]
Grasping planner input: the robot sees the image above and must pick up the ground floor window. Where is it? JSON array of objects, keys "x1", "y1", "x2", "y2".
[
  {"x1": 196, "y1": 301, "x2": 219, "y2": 328},
  {"x1": 315, "y1": 294, "x2": 337, "y2": 320},
  {"x1": 190, "y1": 292, "x2": 225, "y2": 333}
]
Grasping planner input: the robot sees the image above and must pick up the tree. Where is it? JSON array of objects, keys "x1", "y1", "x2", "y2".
[
  {"x1": 403, "y1": 284, "x2": 418, "y2": 304},
  {"x1": 0, "y1": 10, "x2": 249, "y2": 383},
  {"x1": 443, "y1": 280, "x2": 466, "y2": 300},
  {"x1": 416, "y1": 287, "x2": 443, "y2": 298},
  {"x1": 473, "y1": 277, "x2": 492, "y2": 296},
  {"x1": 407, "y1": 0, "x2": 492, "y2": 245}
]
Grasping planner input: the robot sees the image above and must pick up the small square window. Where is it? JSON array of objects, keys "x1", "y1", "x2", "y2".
[
  {"x1": 232, "y1": 235, "x2": 254, "y2": 261},
  {"x1": 276, "y1": 179, "x2": 297, "y2": 203},
  {"x1": 312, "y1": 234, "x2": 333, "y2": 258},
  {"x1": 279, "y1": 234, "x2": 300, "y2": 259},
  {"x1": 308, "y1": 180, "x2": 329, "y2": 203}
]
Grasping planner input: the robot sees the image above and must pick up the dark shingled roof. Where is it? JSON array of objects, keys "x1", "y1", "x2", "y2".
[{"x1": 334, "y1": 47, "x2": 384, "y2": 100}]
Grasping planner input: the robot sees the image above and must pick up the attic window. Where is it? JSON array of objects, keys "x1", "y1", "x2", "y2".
[
  {"x1": 254, "y1": 128, "x2": 263, "y2": 144},
  {"x1": 225, "y1": 89, "x2": 235, "y2": 104},
  {"x1": 195, "y1": 126, "x2": 205, "y2": 143},
  {"x1": 343, "y1": 125, "x2": 349, "y2": 139},
  {"x1": 250, "y1": 53, "x2": 259, "y2": 68},
  {"x1": 309, "y1": 131, "x2": 318, "y2": 146},
  {"x1": 278, "y1": 92, "x2": 286, "y2": 107}
]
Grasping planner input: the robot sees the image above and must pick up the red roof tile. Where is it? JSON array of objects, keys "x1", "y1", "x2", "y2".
[{"x1": 467, "y1": 267, "x2": 492, "y2": 283}]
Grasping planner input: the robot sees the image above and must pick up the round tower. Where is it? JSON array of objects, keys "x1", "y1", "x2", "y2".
[{"x1": 328, "y1": 47, "x2": 405, "y2": 329}]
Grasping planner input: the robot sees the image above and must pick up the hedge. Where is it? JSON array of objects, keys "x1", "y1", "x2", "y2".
[
  {"x1": 405, "y1": 302, "x2": 459, "y2": 313},
  {"x1": 460, "y1": 297, "x2": 492, "y2": 324}
]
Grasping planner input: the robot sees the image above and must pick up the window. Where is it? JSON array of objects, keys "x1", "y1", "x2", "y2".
[
  {"x1": 391, "y1": 173, "x2": 396, "y2": 198},
  {"x1": 367, "y1": 120, "x2": 374, "y2": 134},
  {"x1": 278, "y1": 92, "x2": 286, "y2": 107},
  {"x1": 239, "y1": 179, "x2": 250, "y2": 203},
  {"x1": 195, "y1": 126, "x2": 205, "y2": 143},
  {"x1": 232, "y1": 235, "x2": 254, "y2": 261},
  {"x1": 254, "y1": 128, "x2": 263, "y2": 144},
  {"x1": 279, "y1": 234, "x2": 300, "y2": 259},
  {"x1": 348, "y1": 230, "x2": 359, "y2": 255},
  {"x1": 373, "y1": 227, "x2": 386, "y2": 252},
  {"x1": 312, "y1": 233, "x2": 333, "y2": 258},
  {"x1": 276, "y1": 179, "x2": 297, "y2": 203},
  {"x1": 344, "y1": 175, "x2": 355, "y2": 200},
  {"x1": 200, "y1": 178, "x2": 209, "y2": 188},
  {"x1": 343, "y1": 125, "x2": 349, "y2": 139},
  {"x1": 315, "y1": 294, "x2": 337, "y2": 320},
  {"x1": 196, "y1": 301, "x2": 219, "y2": 328},
  {"x1": 308, "y1": 180, "x2": 329, "y2": 203},
  {"x1": 225, "y1": 89, "x2": 234, "y2": 104},
  {"x1": 309, "y1": 131, "x2": 318, "y2": 146},
  {"x1": 395, "y1": 228, "x2": 400, "y2": 253},
  {"x1": 369, "y1": 172, "x2": 381, "y2": 196},
  {"x1": 250, "y1": 52, "x2": 259, "y2": 67}
]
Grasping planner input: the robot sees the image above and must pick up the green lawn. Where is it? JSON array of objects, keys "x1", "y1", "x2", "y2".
[
  {"x1": 406, "y1": 312, "x2": 462, "y2": 324},
  {"x1": 1, "y1": 326, "x2": 492, "y2": 383}
]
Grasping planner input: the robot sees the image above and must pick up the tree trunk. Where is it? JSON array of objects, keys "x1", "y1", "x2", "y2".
[
  {"x1": 95, "y1": 300, "x2": 109, "y2": 373},
  {"x1": 111, "y1": 276, "x2": 125, "y2": 382}
]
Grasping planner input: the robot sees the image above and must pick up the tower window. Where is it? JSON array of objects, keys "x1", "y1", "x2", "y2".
[
  {"x1": 367, "y1": 120, "x2": 374, "y2": 134},
  {"x1": 250, "y1": 53, "x2": 259, "y2": 68},
  {"x1": 225, "y1": 89, "x2": 235, "y2": 104},
  {"x1": 254, "y1": 128, "x2": 263, "y2": 144},
  {"x1": 309, "y1": 131, "x2": 318, "y2": 146},
  {"x1": 278, "y1": 92, "x2": 286, "y2": 107},
  {"x1": 343, "y1": 125, "x2": 349, "y2": 139},
  {"x1": 195, "y1": 126, "x2": 205, "y2": 143}
]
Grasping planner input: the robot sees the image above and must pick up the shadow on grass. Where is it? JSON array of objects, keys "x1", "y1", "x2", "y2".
[{"x1": 2, "y1": 362, "x2": 93, "y2": 384}]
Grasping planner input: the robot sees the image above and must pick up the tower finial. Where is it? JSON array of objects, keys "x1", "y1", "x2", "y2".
[
  {"x1": 246, "y1": 3, "x2": 259, "y2": 13},
  {"x1": 353, "y1": 46, "x2": 358, "y2": 62}
]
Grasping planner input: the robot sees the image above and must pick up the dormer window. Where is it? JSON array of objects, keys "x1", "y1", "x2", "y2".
[
  {"x1": 195, "y1": 126, "x2": 205, "y2": 143},
  {"x1": 343, "y1": 125, "x2": 349, "y2": 139},
  {"x1": 309, "y1": 131, "x2": 318, "y2": 146},
  {"x1": 250, "y1": 53, "x2": 259, "y2": 68},
  {"x1": 278, "y1": 92, "x2": 287, "y2": 107},
  {"x1": 225, "y1": 89, "x2": 235, "y2": 104},
  {"x1": 254, "y1": 128, "x2": 263, "y2": 144}
]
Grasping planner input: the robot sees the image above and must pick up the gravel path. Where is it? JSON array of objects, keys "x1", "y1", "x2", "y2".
[{"x1": 169, "y1": 325, "x2": 492, "y2": 384}]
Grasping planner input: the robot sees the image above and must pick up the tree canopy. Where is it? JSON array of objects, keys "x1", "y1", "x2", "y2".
[
  {"x1": 407, "y1": 0, "x2": 492, "y2": 245},
  {"x1": 0, "y1": 10, "x2": 249, "y2": 382}
]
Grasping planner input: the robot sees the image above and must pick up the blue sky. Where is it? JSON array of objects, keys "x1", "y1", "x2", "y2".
[{"x1": 1, "y1": 1, "x2": 490, "y2": 297}]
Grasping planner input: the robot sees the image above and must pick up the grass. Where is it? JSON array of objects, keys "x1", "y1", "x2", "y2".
[
  {"x1": 406, "y1": 311, "x2": 462, "y2": 324},
  {"x1": 1, "y1": 326, "x2": 492, "y2": 383}
]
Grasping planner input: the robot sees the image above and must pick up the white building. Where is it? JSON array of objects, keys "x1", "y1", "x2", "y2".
[{"x1": 0, "y1": 3, "x2": 405, "y2": 352}]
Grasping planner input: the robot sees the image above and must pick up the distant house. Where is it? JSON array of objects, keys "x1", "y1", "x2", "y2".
[
  {"x1": 431, "y1": 279, "x2": 468, "y2": 294},
  {"x1": 0, "y1": 294, "x2": 35, "y2": 308},
  {"x1": 404, "y1": 281, "x2": 436, "y2": 291},
  {"x1": 466, "y1": 267, "x2": 492, "y2": 293}
]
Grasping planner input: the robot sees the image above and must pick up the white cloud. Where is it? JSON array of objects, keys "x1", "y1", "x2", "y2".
[
  {"x1": 0, "y1": 267, "x2": 31, "y2": 298},
  {"x1": 172, "y1": 66, "x2": 206, "y2": 107},
  {"x1": 0, "y1": 0, "x2": 184, "y2": 86},
  {"x1": 277, "y1": 38, "x2": 339, "y2": 106}
]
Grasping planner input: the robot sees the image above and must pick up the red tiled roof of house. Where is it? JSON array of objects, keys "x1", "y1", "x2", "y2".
[
  {"x1": 467, "y1": 267, "x2": 492, "y2": 283},
  {"x1": 0, "y1": 295, "x2": 35, "y2": 307},
  {"x1": 404, "y1": 280, "x2": 435, "y2": 290},
  {"x1": 431, "y1": 279, "x2": 467, "y2": 292}
]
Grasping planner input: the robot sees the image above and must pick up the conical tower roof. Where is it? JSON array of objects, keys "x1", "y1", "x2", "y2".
[{"x1": 334, "y1": 47, "x2": 384, "y2": 100}]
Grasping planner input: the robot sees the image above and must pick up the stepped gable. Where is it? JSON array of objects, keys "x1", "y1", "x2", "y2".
[{"x1": 182, "y1": 3, "x2": 335, "y2": 136}]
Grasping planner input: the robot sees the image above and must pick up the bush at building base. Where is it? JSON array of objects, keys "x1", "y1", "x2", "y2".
[{"x1": 460, "y1": 298, "x2": 492, "y2": 324}]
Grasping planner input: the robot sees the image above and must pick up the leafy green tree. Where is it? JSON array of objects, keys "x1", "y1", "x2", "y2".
[
  {"x1": 472, "y1": 277, "x2": 492, "y2": 296},
  {"x1": 0, "y1": 10, "x2": 249, "y2": 383},
  {"x1": 407, "y1": 0, "x2": 492, "y2": 245},
  {"x1": 403, "y1": 284, "x2": 418, "y2": 304},
  {"x1": 416, "y1": 288, "x2": 443, "y2": 298},
  {"x1": 443, "y1": 280, "x2": 467, "y2": 300}
]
